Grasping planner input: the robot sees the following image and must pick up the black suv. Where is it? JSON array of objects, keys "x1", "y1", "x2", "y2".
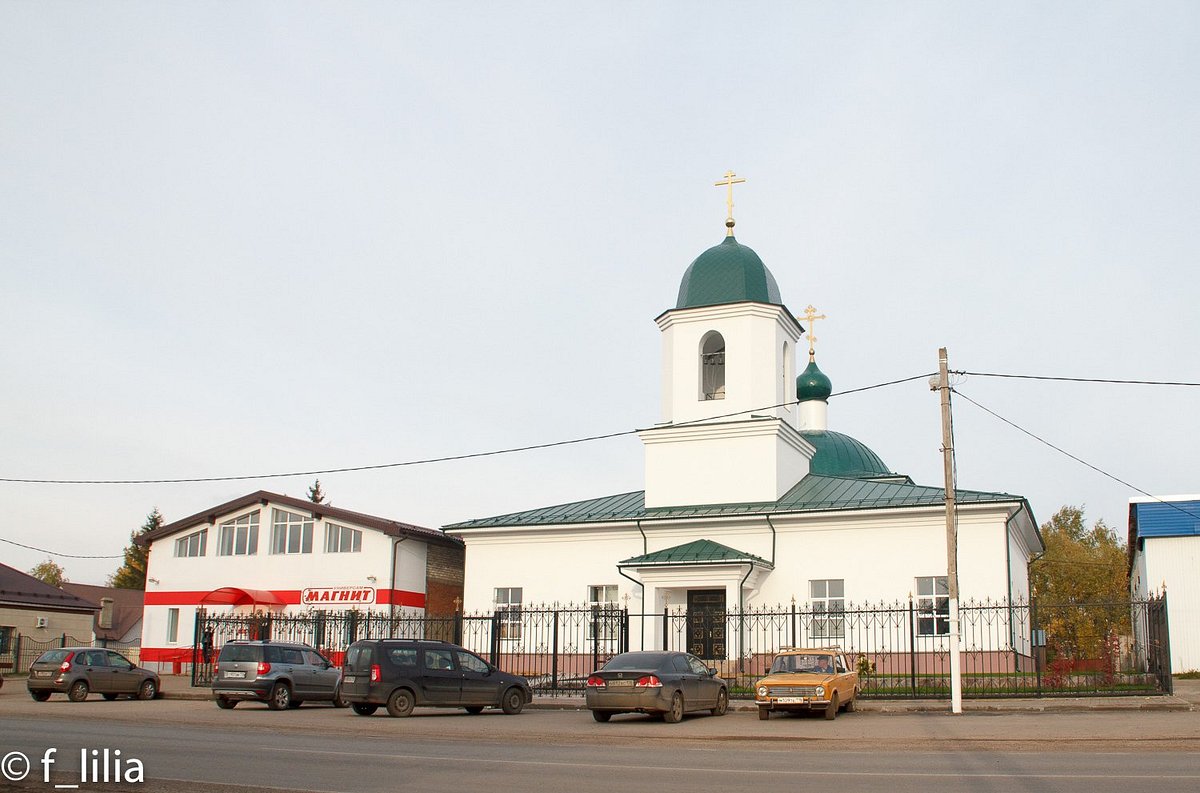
[
  {"x1": 341, "y1": 639, "x2": 532, "y2": 717},
  {"x1": 212, "y1": 641, "x2": 346, "y2": 710}
]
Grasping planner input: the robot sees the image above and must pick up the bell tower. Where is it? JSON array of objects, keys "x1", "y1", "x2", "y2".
[{"x1": 640, "y1": 174, "x2": 814, "y2": 508}]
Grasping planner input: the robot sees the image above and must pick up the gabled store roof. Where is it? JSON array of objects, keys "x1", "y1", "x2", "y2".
[
  {"x1": 139, "y1": 491, "x2": 460, "y2": 548},
  {"x1": 445, "y1": 473, "x2": 1026, "y2": 529}
]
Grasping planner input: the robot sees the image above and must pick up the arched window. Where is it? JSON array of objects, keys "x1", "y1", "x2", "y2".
[{"x1": 700, "y1": 331, "x2": 726, "y2": 400}]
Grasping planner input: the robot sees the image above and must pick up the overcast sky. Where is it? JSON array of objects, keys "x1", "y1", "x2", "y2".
[{"x1": 2, "y1": 2, "x2": 1197, "y2": 586}]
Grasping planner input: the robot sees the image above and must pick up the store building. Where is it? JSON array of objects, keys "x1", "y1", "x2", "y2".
[
  {"x1": 137, "y1": 491, "x2": 463, "y2": 669},
  {"x1": 1129, "y1": 494, "x2": 1200, "y2": 673}
]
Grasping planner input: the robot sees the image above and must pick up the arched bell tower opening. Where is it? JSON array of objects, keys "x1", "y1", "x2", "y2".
[{"x1": 700, "y1": 331, "x2": 726, "y2": 401}]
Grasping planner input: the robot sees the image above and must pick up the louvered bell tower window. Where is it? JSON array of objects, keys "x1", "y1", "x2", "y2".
[{"x1": 701, "y1": 331, "x2": 726, "y2": 400}]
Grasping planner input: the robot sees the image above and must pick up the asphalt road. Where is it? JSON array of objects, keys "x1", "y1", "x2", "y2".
[{"x1": 2, "y1": 690, "x2": 1198, "y2": 793}]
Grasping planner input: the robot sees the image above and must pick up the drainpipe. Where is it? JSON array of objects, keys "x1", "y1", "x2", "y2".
[
  {"x1": 636, "y1": 519, "x2": 647, "y2": 556},
  {"x1": 765, "y1": 515, "x2": 777, "y2": 566},
  {"x1": 737, "y1": 562, "x2": 756, "y2": 673},
  {"x1": 623, "y1": 520, "x2": 648, "y2": 649}
]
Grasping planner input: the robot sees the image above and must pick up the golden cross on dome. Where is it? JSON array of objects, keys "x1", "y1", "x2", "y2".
[
  {"x1": 800, "y1": 305, "x2": 827, "y2": 359},
  {"x1": 714, "y1": 170, "x2": 746, "y2": 236}
]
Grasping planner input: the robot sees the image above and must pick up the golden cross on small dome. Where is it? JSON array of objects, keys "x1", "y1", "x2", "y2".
[
  {"x1": 714, "y1": 170, "x2": 746, "y2": 236},
  {"x1": 800, "y1": 305, "x2": 827, "y2": 359}
]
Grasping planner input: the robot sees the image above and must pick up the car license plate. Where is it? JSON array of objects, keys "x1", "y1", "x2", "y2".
[
  {"x1": 776, "y1": 696, "x2": 804, "y2": 703},
  {"x1": 343, "y1": 675, "x2": 356, "y2": 683},
  {"x1": 607, "y1": 679, "x2": 634, "y2": 688},
  {"x1": 33, "y1": 670, "x2": 51, "y2": 678},
  {"x1": 225, "y1": 671, "x2": 246, "y2": 679}
]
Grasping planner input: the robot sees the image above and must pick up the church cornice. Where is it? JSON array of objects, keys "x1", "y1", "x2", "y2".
[{"x1": 654, "y1": 300, "x2": 805, "y2": 338}]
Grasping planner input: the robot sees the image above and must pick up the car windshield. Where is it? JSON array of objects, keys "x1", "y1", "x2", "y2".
[
  {"x1": 35, "y1": 649, "x2": 71, "y2": 664},
  {"x1": 603, "y1": 653, "x2": 667, "y2": 670},
  {"x1": 770, "y1": 654, "x2": 835, "y2": 673},
  {"x1": 218, "y1": 645, "x2": 260, "y2": 663}
]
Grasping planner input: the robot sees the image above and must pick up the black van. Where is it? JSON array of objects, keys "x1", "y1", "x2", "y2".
[{"x1": 341, "y1": 639, "x2": 532, "y2": 717}]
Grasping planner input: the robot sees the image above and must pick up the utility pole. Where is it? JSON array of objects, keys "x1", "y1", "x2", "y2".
[{"x1": 934, "y1": 347, "x2": 963, "y2": 714}]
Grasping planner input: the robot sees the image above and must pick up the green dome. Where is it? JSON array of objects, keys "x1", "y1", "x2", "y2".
[
  {"x1": 800, "y1": 430, "x2": 893, "y2": 478},
  {"x1": 676, "y1": 236, "x2": 783, "y2": 309},
  {"x1": 796, "y1": 359, "x2": 832, "y2": 402}
]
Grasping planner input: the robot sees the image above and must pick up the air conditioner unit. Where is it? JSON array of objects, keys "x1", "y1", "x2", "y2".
[{"x1": 35, "y1": 617, "x2": 48, "y2": 628}]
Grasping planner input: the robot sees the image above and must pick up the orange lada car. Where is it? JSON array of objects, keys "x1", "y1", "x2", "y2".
[{"x1": 754, "y1": 647, "x2": 859, "y2": 720}]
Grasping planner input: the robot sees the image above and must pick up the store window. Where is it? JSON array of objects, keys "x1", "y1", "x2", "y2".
[
  {"x1": 271, "y1": 509, "x2": 313, "y2": 555},
  {"x1": 174, "y1": 529, "x2": 207, "y2": 558},
  {"x1": 324, "y1": 522, "x2": 362, "y2": 553},
  {"x1": 218, "y1": 512, "x2": 259, "y2": 556}
]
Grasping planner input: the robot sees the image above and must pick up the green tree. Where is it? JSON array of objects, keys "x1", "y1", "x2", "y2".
[
  {"x1": 307, "y1": 479, "x2": 326, "y2": 504},
  {"x1": 1030, "y1": 505, "x2": 1129, "y2": 661},
  {"x1": 29, "y1": 558, "x2": 67, "y2": 587},
  {"x1": 108, "y1": 508, "x2": 162, "y2": 589}
]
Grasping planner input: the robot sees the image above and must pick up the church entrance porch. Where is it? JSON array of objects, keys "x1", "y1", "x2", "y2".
[{"x1": 686, "y1": 589, "x2": 727, "y2": 660}]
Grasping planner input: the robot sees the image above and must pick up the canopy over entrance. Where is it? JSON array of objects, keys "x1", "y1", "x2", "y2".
[{"x1": 200, "y1": 587, "x2": 286, "y2": 608}]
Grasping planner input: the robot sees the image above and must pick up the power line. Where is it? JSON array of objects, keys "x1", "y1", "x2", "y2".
[
  {"x1": 0, "y1": 536, "x2": 123, "y2": 559},
  {"x1": 0, "y1": 374, "x2": 931, "y2": 486},
  {"x1": 953, "y1": 388, "x2": 1200, "y2": 523},
  {"x1": 960, "y1": 371, "x2": 1200, "y2": 387}
]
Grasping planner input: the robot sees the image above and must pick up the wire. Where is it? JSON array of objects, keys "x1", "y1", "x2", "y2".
[
  {"x1": 0, "y1": 536, "x2": 124, "y2": 559},
  {"x1": 953, "y1": 388, "x2": 1200, "y2": 523},
  {"x1": 960, "y1": 371, "x2": 1200, "y2": 387},
  {"x1": 0, "y1": 373, "x2": 931, "y2": 486}
]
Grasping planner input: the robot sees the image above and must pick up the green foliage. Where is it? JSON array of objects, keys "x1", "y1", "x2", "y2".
[
  {"x1": 29, "y1": 558, "x2": 67, "y2": 587},
  {"x1": 1031, "y1": 505, "x2": 1129, "y2": 661},
  {"x1": 108, "y1": 508, "x2": 162, "y2": 590},
  {"x1": 307, "y1": 479, "x2": 326, "y2": 504}
]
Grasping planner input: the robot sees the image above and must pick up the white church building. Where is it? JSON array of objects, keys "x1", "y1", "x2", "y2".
[{"x1": 445, "y1": 201, "x2": 1041, "y2": 660}]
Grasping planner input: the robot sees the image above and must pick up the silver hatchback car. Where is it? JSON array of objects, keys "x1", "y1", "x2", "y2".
[{"x1": 212, "y1": 641, "x2": 346, "y2": 710}]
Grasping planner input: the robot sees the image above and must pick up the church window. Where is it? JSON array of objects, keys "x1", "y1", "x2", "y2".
[
  {"x1": 916, "y1": 576, "x2": 950, "y2": 636},
  {"x1": 809, "y1": 579, "x2": 845, "y2": 639},
  {"x1": 218, "y1": 512, "x2": 259, "y2": 556},
  {"x1": 174, "y1": 529, "x2": 207, "y2": 558},
  {"x1": 588, "y1": 584, "x2": 619, "y2": 643},
  {"x1": 782, "y1": 341, "x2": 791, "y2": 404},
  {"x1": 494, "y1": 587, "x2": 523, "y2": 640},
  {"x1": 270, "y1": 509, "x2": 313, "y2": 555},
  {"x1": 700, "y1": 331, "x2": 726, "y2": 400}
]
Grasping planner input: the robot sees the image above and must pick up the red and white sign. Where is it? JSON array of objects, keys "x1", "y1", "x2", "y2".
[{"x1": 301, "y1": 586, "x2": 376, "y2": 606}]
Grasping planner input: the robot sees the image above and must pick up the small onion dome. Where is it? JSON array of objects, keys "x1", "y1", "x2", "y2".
[
  {"x1": 676, "y1": 236, "x2": 783, "y2": 309},
  {"x1": 796, "y1": 359, "x2": 832, "y2": 402}
]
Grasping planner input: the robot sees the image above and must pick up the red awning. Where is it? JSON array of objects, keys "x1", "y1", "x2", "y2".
[{"x1": 199, "y1": 587, "x2": 286, "y2": 608}]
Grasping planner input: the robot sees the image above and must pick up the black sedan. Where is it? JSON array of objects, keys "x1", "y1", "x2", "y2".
[{"x1": 585, "y1": 651, "x2": 728, "y2": 723}]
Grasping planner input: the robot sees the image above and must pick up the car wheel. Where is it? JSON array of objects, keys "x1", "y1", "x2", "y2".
[
  {"x1": 500, "y1": 687, "x2": 524, "y2": 715},
  {"x1": 137, "y1": 680, "x2": 157, "y2": 701},
  {"x1": 662, "y1": 691, "x2": 684, "y2": 724},
  {"x1": 825, "y1": 692, "x2": 839, "y2": 720},
  {"x1": 332, "y1": 685, "x2": 349, "y2": 708},
  {"x1": 758, "y1": 707, "x2": 770, "y2": 721},
  {"x1": 591, "y1": 710, "x2": 612, "y2": 723},
  {"x1": 845, "y1": 695, "x2": 857, "y2": 713},
  {"x1": 711, "y1": 688, "x2": 728, "y2": 716},
  {"x1": 30, "y1": 690, "x2": 51, "y2": 702},
  {"x1": 215, "y1": 697, "x2": 236, "y2": 709},
  {"x1": 386, "y1": 688, "x2": 415, "y2": 718},
  {"x1": 352, "y1": 702, "x2": 378, "y2": 716},
  {"x1": 464, "y1": 706, "x2": 484, "y2": 715},
  {"x1": 67, "y1": 680, "x2": 89, "y2": 702},
  {"x1": 267, "y1": 682, "x2": 292, "y2": 711},
  {"x1": 102, "y1": 693, "x2": 119, "y2": 701}
]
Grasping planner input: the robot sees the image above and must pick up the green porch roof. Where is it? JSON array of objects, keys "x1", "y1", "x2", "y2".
[
  {"x1": 618, "y1": 539, "x2": 771, "y2": 568},
  {"x1": 444, "y1": 473, "x2": 1025, "y2": 530}
]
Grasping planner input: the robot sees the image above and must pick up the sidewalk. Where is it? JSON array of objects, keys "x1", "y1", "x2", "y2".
[{"x1": 157, "y1": 674, "x2": 1198, "y2": 713}]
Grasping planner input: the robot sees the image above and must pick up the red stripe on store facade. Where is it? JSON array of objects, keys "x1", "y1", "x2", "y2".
[{"x1": 143, "y1": 589, "x2": 425, "y2": 608}]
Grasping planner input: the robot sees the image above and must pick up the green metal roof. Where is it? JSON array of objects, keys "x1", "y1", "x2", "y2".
[
  {"x1": 444, "y1": 473, "x2": 1023, "y2": 529},
  {"x1": 800, "y1": 430, "x2": 893, "y2": 478},
  {"x1": 676, "y1": 236, "x2": 783, "y2": 309},
  {"x1": 618, "y1": 539, "x2": 771, "y2": 568}
]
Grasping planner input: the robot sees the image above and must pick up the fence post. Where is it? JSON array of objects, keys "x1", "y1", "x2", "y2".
[
  {"x1": 591, "y1": 608, "x2": 599, "y2": 675},
  {"x1": 621, "y1": 609, "x2": 629, "y2": 654},
  {"x1": 60, "y1": 633, "x2": 67, "y2": 648},
  {"x1": 453, "y1": 609, "x2": 463, "y2": 646},
  {"x1": 551, "y1": 610, "x2": 559, "y2": 691},
  {"x1": 790, "y1": 599, "x2": 797, "y2": 649},
  {"x1": 13, "y1": 634, "x2": 22, "y2": 674},
  {"x1": 907, "y1": 596, "x2": 917, "y2": 699},
  {"x1": 661, "y1": 607, "x2": 668, "y2": 652},
  {"x1": 1031, "y1": 596, "x2": 1042, "y2": 696},
  {"x1": 1159, "y1": 592, "x2": 1173, "y2": 694},
  {"x1": 489, "y1": 612, "x2": 501, "y2": 666}
]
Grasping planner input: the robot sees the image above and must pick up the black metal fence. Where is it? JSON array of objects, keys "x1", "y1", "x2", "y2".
[
  {"x1": 189, "y1": 594, "x2": 1172, "y2": 698},
  {"x1": 0, "y1": 634, "x2": 142, "y2": 675}
]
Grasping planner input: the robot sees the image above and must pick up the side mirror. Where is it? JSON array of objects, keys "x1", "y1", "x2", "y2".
[{"x1": 708, "y1": 667, "x2": 717, "y2": 676}]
